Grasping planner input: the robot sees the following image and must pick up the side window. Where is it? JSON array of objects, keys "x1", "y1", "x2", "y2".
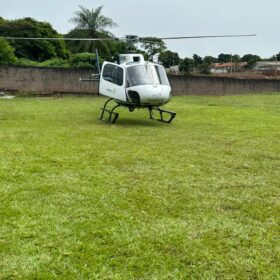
[
  {"x1": 112, "y1": 66, "x2": 124, "y2": 86},
  {"x1": 102, "y1": 64, "x2": 124, "y2": 86},
  {"x1": 103, "y1": 64, "x2": 114, "y2": 83}
]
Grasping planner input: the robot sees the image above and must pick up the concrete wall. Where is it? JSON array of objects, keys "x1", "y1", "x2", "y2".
[
  {"x1": 0, "y1": 65, "x2": 99, "y2": 95},
  {"x1": 1, "y1": 65, "x2": 280, "y2": 96},
  {"x1": 168, "y1": 75, "x2": 280, "y2": 95}
]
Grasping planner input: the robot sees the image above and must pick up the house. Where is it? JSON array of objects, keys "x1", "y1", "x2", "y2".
[
  {"x1": 166, "y1": 65, "x2": 179, "y2": 74},
  {"x1": 210, "y1": 62, "x2": 247, "y2": 74},
  {"x1": 253, "y1": 61, "x2": 280, "y2": 71},
  {"x1": 253, "y1": 61, "x2": 280, "y2": 76}
]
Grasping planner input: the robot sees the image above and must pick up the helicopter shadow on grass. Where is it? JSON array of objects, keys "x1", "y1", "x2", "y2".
[
  {"x1": 114, "y1": 118, "x2": 165, "y2": 127},
  {"x1": 93, "y1": 106, "x2": 168, "y2": 127},
  {"x1": 94, "y1": 116, "x2": 165, "y2": 127}
]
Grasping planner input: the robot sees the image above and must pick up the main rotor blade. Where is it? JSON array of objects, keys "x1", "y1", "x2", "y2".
[
  {"x1": 0, "y1": 34, "x2": 256, "y2": 42},
  {"x1": 140, "y1": 34, "x2": 257, "y2": 40},
  {"x1": 0, "y1": 36, "x2": 117, "y2": 41}
]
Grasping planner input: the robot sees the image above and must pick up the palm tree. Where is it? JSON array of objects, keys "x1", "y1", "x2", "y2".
[
  {"x1": 67, "y1": 5, "x2": 118, "y2": 57},
  {"x1": 71, "y1": 5, "x2": 117, "y2": 37}
]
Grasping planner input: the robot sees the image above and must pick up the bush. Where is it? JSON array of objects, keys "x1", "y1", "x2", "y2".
[
  {"x1": 198, "y1": 63, "x2": 211, "y2": 75},
  {"x1": 69, "y1": 53, "x2": 102, "y2": 70},
  {"x1": 14, "y1": 58, "x2": 41, "y2": 66},
  {"x1": 0, "y1": 38, "x2": 16, "y2": 64},
  {"x1": 40, "y1": 58, "x2": 70, "y2": 68},
  {"x1": 4, "y1": 50, "x2": 103, "y2": 70}
]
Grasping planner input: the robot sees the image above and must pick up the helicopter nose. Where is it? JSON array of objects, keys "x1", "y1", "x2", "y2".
[
  {"x1": 127, "y1": 85, "x2": 171, "y2": 105},
  {"x1": 148, "y1": 87, "x2": 163, "y2": 99},
  {"x1": 143, "y1": 85, "x2": 170, "y2": 104},
  {"x1": 151, "y1": 89, "x2": 162, "y2": 98}
]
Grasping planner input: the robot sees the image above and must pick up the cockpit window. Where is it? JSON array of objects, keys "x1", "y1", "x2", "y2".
[
  {"x1": 155, "y1": 65, "x2": 170, "y2": 86},
  {"x1": 127, "y1": 65, "x2": 154, "y2": 87}
]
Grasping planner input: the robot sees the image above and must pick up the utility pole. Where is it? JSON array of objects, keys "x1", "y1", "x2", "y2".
[
  {"x1": 230, "y1": 53, "x2": 233, "y2": 75},
  {"x1": 275, "y1": 55, "x2": 277, "y2": 78}
]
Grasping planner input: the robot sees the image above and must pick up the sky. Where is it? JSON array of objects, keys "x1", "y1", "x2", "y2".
[{"x1": 1, "y1": 0, "x2": 279, "y2": 59}]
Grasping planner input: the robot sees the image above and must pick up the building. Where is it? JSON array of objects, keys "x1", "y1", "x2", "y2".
[
  {"x1": 210, "y1": 62, "x2": 247, "y2": 74},
  {"x1": 253, "y1": 61, "x2": 280, "y2": 76},
  {"x1": 254, "y1": 61, "x2": 280, "y2": 71},
  {"x1": 166, "y1": 65, "x2": 179, "y2": 75}
]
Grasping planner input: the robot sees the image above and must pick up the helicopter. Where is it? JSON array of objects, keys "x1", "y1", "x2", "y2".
[
  {"x1": 1, "y1": 34, "x2": 256, "y2": 123},
  {"x1": 80, "y1": 34, "x2": 257, "y2": 124},
  {"x1": 97, "y1": 51, "x2": 176, "y2": 124}
]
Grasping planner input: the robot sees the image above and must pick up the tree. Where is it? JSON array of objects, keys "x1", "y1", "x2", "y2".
[
  {"x1": 197, "y1": 63, "x2": 211, "y2": 75},
  {"x1": 241, "y1": 54, "x2": 261, "y2": 68},
  {"x1": 271, "y1": 52, "x2": 280, "y2": 61},
  {"x1": 193, "y1": 55, "x2": 217, "y2": 75},
  {"x1": 179, "y1": 57, "x2": 194, "y2": 74},
  {"x1": 0, "y1": 17, "x2": 69, "y2": 61},
  {"x1": 159, "y1": 50, "x2": 180, "y2": 68},
  {"x1": 218, "y1": 53, "x2": 232, "y2": 63},
  {"x1": 193, "y1": 54, "x2": 203, "y2": 66},
  {"x1": 0, "y1": 38, "x2": 16, "y2": 64},
  {"x1": 232, "y1": 54, "x2": 241, "y2": 62},
  {"x1": 68, "y1": 5, "x2": 118, "y2": 58},
  {"x1": 139, "y1": 37, "x2": 166, "y2": 57},
  {"x1": 203, "y1": 56, "x2": 218, "y2": 64}
]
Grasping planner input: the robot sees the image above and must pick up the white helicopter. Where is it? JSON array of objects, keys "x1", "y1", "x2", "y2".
[
  {"x1": 83, "y1": 34, "x2": 256, "y2": 124},
  {"x1": 1, "y1": 34, "x2": 256, "y2": 123},
  {"x1": 97, "y1": 51, "x2": 175, "y2": 124}
]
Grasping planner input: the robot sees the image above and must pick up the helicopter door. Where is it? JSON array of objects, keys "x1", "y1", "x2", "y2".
[{"x1": 99, "y1": 62, "x2": 126, "y2": 102}]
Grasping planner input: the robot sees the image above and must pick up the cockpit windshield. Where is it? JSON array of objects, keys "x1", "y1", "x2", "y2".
[
  {"x1": 127, "y1": 65, "x2": 154, "y2": 87},
  {"x1": 126, "y1": 64, "x2": 170, "y2": 87},
  {"x1": 154, "y1": 65, "x2": 170, "y2": 86}
]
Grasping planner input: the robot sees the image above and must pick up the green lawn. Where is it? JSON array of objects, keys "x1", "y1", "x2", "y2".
[{"x1": 0, "y1": 94, "x2": 279, "y2": 279}]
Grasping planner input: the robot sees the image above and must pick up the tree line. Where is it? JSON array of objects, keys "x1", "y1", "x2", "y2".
[
  {"x1": 178, "y1": 53, "x2": 265, "y2": 74},
  {"x1": 0, "y1": 5, "x2": 279, "y2": 73}
]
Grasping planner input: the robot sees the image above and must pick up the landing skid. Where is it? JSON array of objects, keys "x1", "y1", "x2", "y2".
[
  {"x1": 99, "y1": 98, "x2": 176, "y2": 124},
  {"x1": 99, "y1": 98, "x2": 120, "y2": 124},
  {"x1": 149, "y1": 107, "x2": 176, "y2": 123}
]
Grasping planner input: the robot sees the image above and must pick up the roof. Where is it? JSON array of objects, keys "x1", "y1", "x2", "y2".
[
  {"x1": 254, "y1": 61, "x2": 280, "y2": 71},
  {"x1": 255, "y1": 61, "x2": 280, "y2": 66},
  {"x1": 212, "y1": 62, "x2": 247, "y2": 69}
]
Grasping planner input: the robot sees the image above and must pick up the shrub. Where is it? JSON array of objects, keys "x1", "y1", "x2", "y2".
[
  {"x1": 69, "y1": 53, "x2": 101, "y2": 70},
  {"x1": 40, "y1": 58, "x2": 70, "y2": 68},
  {"x1": 0, "y1": 38, "x2": 16, "y2": 64},
  {"x1": 14, "y1": 58, "x2": 41, "y2": 66}
]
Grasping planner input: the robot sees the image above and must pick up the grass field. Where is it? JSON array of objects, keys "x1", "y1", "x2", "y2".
[{"x1": 0, "y1": 94, "x2": 280, "y2": 279}]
